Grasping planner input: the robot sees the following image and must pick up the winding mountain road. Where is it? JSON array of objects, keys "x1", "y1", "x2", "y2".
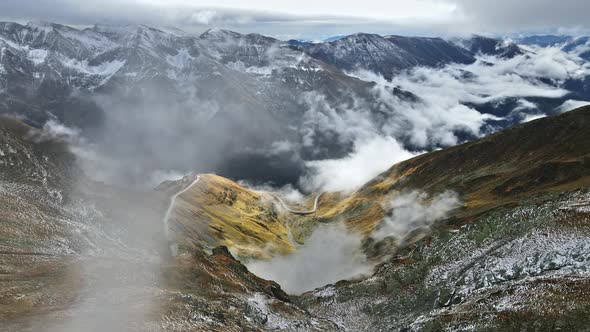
[
  {"x1": 163, "y1": 175, "x2": 321, "y2": 256},
  {"x1": 271, "y1": 192, "x2": 324, "y2": 215},
  {"x1": 164, "y1": 175, "x2": 201, "y2": 256}
]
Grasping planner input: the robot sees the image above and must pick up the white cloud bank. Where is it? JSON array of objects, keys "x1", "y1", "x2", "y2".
[
  {"x1": 300, "y1": 45, "x2": 590, "y2": 193},
  {"x1": 301, "y1": 136, "x2": 416, "y2": 193}
]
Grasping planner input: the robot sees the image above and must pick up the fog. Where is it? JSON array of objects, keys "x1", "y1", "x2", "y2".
[
  {"x1": 246, "y1": 223, "x2": 371, "y2": 294},
  {"x1": 373, "y1": 191, "x2": 461, "y2": 242},
  {"x1": 247, "y1": 191, "x2": 461, "y2": 294},
  {"x1": 301, "y1": 136, "x2": 416, "y2": 192},
  {"x1": 30, "y1": 120, "x2": 170, "y2": 331}
]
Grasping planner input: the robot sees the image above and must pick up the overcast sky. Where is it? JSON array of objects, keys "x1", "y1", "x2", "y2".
[{"x1": 1, "y1": 0, "x2": 589, "y2": 40}]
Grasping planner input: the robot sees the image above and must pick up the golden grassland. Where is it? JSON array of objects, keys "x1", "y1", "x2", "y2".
[{"x1": 171, "y1": 174, "x2": 295, "y2": 260}]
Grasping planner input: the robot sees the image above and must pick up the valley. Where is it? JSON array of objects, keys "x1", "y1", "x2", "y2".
[
  {"x1": 0, "y1": 7, "x2": 590, "y2": 330},
  {"x1": 1, "y1": 106, "x2": 589, "y2": 330}
]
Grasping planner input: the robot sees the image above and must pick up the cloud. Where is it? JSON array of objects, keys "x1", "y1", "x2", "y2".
[
  {"x1": 147, "y1": 169, "x2": 187, "y2": 188},
  {"x1": 382, "y1": 48, "x2": 580, "y2": 101},
  {"x1": 372, "y1": 190, "x2": 461, "y2": 242},
  {"x1": 241, "y1": 180, "x2": 306, "y2": 204},
  {"x1": 191, "y1": 10, "x2": 218, "y2": 25},
  {"x1": 364, "y1": 69, "x2": 503, "y2": 147},
  {"x1": 34, "y1": 119, "x2": 82, "y2": 143},
  {"x1": 513, "y1": 99, "x2": 538, "y2": 112},
  {"x1": 297, "y1": 45, "x2": 589, "y2": 193},
  {"x1": 557, "y1": 99, "x2": 590, "y2": 113},
  {"x1": 0, "y1": 0, "x2": 450, "y2": 39},
  {"x1": 452, "y1": 0, "x2": 590, "y2": 34},
  {"x1": 296, "y1": 92, "x2": 419, "y2": 192},
  {"x1": 301, "y1": 136, "x2": 416, "y2": 193},
  {"x1": 246, "y1": 190, "x2": 460, "y2": 294},
  {"x1": 296, "y1": 85, "x2": 491, "y2": 193},
  {"x1": 246, "y1": 222, "x2": 372, "y2": 294},
  {"x1": 299, "y1": 92, "x2": 377, "y2": 151},
  {"x1": 24, "y1": 27, "x2": 587, "y2": 195},
  {"x1": 3, "y1": 0, "x2": 590, "y2": 39},
  {"x1": 360, "y1": 45, "x2": 589, "y2": 131}
]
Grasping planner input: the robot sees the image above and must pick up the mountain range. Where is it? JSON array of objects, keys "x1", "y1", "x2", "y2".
[{"x1": 2, "y1": 22, "x2": 588, "y2": 186}]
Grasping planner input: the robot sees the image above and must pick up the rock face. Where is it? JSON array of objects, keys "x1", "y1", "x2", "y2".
[{"x1": 2, "y1": 106, "x2": 589, "y2": 331}]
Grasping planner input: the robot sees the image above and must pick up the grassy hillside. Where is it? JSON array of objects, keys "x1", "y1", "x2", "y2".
[
  {"x1": 311, "y1": 106, "x2": 590, "y2": 239},
  {"x1": 165, "y1": 174, "x2": 296, "y2": 259}
]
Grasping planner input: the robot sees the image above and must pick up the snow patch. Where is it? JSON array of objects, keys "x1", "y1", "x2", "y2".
[
  {"x1": 61, "y1": 29, "x2": 117, "y2": 52},
  {"x1": 521, "y1": 113, "x2": 546, "y2": 123},
  {"x1": 60, "y1": 56, "x2": 126, "y2": 76},
  {"x1": 312, "y1": 286, "x2": 336, "y2": 298},
  {"x1": 246, "y1": 293, "x2": 292, "y2": 330},
  {"x1": 226, "y1": 60, "x2": 273, "y2": 76},
  {"x1": 557, "y1": 99, "x2": 590, "y2": 113},
  {"x1": 166, "y1": 49, "x2": 194, "y2": 69},
  {"x1": 27, "y1": 49, "x2": 48, "y2": 65}
]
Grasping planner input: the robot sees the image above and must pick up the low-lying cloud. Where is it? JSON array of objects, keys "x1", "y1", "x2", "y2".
[
  {"x1": 300, "y1": 45, "x2": 590, "y2": 193},
  {"x1": 301, "y1": 136, "x2": 416, "y2": 193},
  {"x1": 247, "y1": 190, "x2": 460, "y2": 293},
  {"x1": 557, "y1": 99, "x2": 590, "y2": 113},
  {"x1": 373, "y1": 191, "x2": 461, "y2": 242},
  {"x1": 246, "y1": 223, "x2": 371, "y2": 294},
  {"x1": 33, "y1": 39, "x2": 590, "y2": 197}
]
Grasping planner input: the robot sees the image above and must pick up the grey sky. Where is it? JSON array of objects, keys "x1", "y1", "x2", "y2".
[{"x1": 1, "y1": 0, "x2": 589, "y2": 39}]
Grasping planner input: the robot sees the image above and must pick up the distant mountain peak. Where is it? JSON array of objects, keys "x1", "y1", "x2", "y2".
[
  {"x1": 92, "y1": 23, "x2": 151, "y2": 33},
  {"x1": 342, "y1": 32, "x2": 385, "y2": 40},
  {"x1": 199, "y1": 28, "x2": 242, "y2": 40},
  {"x1": 26, "y1": 20, "x2": 58, "y2": 29}
]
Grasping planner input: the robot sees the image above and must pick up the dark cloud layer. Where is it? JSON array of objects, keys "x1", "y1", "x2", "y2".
[
  {"x1": 455, "y1": 0, "x2": 590, "y2": 35},
  {"x1": 1, "y1": 0, "x2": 590, "y2": 39}
]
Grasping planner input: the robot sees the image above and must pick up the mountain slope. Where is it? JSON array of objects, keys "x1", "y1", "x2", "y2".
[
  {"x1": 297, "y1": 106, "x2": 590, "y2": 331},
  {"x1": 0, "y1": 22, "x2": 416, "y2": 186},
  {"x1": 320, "y1": 105, "x2": 590, "y2": 237},
  {"x1": 0, "y1": 116, "x2": 335, "y2": 331},
  {"x1": 1, "y1": 106, "x2": 589, "y2": 330},
  {"x1": 149, "y1": 105, "x2": 590, "y2": 331},
  {"x1": 458, "y1": 35, "x2": 524, "y2": 58},
  {"x1": 159, "y1": 173, "x2": 296, "y2": 260},
  {"x1": 303, "y1": 33, "x2": 475, "y2": 80}
]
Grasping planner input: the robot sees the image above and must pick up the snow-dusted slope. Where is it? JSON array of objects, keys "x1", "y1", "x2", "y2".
[
  {"x1": 1, "y1": 21, "x2": 588, "y2": 187},
  {"x1": 304, "y1": 33, "x2": 475, "y2": 79},
  {"x1": 0, "y1": 22, "x2": 342, "y2": 128}
]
